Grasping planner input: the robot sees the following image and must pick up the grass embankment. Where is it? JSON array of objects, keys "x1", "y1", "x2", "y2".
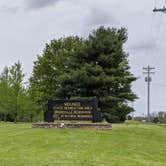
[{"x1": 0, "y1": 122, "x2": 165, "y2": 166}]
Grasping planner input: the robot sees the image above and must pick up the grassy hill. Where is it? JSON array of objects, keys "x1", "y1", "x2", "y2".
[{"x1": 0, "y1": 122, "x2": 165, "y2": 166}]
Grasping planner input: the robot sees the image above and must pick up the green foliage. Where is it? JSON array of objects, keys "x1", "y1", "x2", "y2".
[
  {"x1": 8, "y1": 62, "x2": 25, "y2": 122},
  {"x1": 104, "y1": 113, "x2": 120, "y2": 123},
  {"x1": 0, "y1": 67, "x2": 13, "y2": 121},
  {"x1": 30, "y1": 37, "x2": 85, "y2": 108},
  {"x1": 0, "y1": 62, "x2": 40, "y2": 122},
  {"x1": 127, "y1": 115, "x2": 132, "y2": 120},
  {"x1": 30, "y1": 26, "x2": 137, "y2": 122},
  {"x1": 153, "y1": 117, "x2": 159, "y2": 123},
  {"x1": 151, "y1": 112, "x2": 166, "y2": 124}
]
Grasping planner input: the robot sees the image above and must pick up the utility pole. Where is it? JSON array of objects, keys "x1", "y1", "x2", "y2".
[
  {"x1": 132, "y1": 101, "x2": 134, "y2": 120},
  {"x1": 143, "y1": 66, "x2": 155, "y2": 122},
  {"x1": 153, "y1": 7, "x2": 166, "y2": 13}
]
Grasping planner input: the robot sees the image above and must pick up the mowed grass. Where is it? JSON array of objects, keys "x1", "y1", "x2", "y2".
[{"x1": 0, "y1": 122, "x2": 166, "y2": 166}]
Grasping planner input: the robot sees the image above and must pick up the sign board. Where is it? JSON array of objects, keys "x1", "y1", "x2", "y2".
[{"x1": 44, "y1": 100, "x2": 102, "y2": 123}]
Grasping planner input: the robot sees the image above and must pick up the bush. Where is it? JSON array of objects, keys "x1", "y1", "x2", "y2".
[
  {"x1": 127, "y1": 115, "x2": 132, "y2": 120},
  {"x1": 104, "y1": 113, "x2": 120, "y2": 123},
  {"x1": 153, "y1": 117, "x2": 159, "y2": 123}
]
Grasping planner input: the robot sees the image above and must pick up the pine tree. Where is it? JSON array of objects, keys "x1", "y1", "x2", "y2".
[
  {"x1": 30, "y1": 27, "x2": 137, "y2": 122},
  {"x1": 57, "y1": 27, "x2": 137, "y2": 122}
]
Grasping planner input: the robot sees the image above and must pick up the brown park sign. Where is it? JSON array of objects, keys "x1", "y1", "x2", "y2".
[{"x1": 44, "y1": 100, "x2": 102, "y2": 123}]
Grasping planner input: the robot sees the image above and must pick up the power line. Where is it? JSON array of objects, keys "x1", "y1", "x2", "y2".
[
  {"x1": 153, "y1": 0, "x2": 166, "y2": 13},
  {"x1": 153, "y1": 7, "x2": 166, "y2": 13},
  {"x1": 132, "y1": 101, "x2": 134, "y2": 120},
  {"x1": 151, "y1": 0, "x2": 166, "y2": 67}
]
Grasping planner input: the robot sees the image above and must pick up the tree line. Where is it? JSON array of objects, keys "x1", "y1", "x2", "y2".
[
  {"x1": 0, "y1": 62, "x2": 40, "y2": 122},
  {"x1": 151, "y1": 112, "x2": 166, "y2": 124},
  {"x1": 0, "y1": 26, "x2": 137, "y2": 123}
]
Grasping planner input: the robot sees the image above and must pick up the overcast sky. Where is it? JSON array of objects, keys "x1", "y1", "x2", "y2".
[{"x1": 0, "y1": 0, "x2": 166, "y2": 116}]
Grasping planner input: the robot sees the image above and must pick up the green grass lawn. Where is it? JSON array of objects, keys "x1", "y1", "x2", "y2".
[{"x1": 0, "y1": 122, "x2": 165, "y2": 166}]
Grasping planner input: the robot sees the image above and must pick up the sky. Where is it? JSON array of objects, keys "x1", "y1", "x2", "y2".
[{"x1": 0, "y1": 0, "x2": 166, "y2": 116}]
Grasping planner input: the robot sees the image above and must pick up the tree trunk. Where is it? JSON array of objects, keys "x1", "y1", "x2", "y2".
[
  {"x1": 4, "y1": 114, "x2": 7, "y2": 122},
  {"x1": 14, "y1": 113, "x2": 17, "y2": 123},
  {"x1": 30, "y1": 115, "x2": 33, "y2": 122}
]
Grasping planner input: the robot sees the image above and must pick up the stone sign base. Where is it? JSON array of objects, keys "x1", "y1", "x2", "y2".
[{"x1": 32, "y1": 123, "x2": 112, "y2": 130}]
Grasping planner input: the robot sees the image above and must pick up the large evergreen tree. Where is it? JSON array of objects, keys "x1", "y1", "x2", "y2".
[
  {"x1": 57, "y1": 27, "x2": 137, "y2": 122},
  {"x1": 30, "y1": 27, "x2": 137, "y2": 122}
]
